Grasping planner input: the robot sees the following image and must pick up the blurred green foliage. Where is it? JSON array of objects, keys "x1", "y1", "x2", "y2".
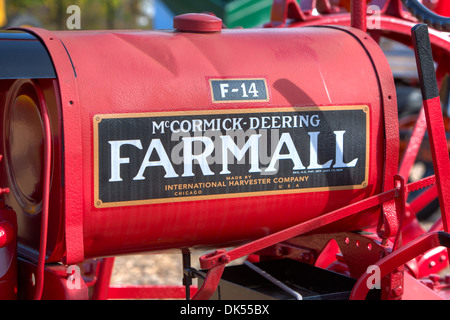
[{"x1": 5, "y1": 0, "x2": 149, "y2": 30}]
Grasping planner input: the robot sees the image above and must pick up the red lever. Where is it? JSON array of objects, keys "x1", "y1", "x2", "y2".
[{"x1": 411, "y1": 23, "x2": 450, "y2": 258}]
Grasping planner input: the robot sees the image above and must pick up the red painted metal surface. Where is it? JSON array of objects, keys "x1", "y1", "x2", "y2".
[
  {"x1": 8, "y1": 24, "x2": 396, "y2": 264},
  {"x1": 108, "y1": 285, "x2": 198, "y2": 300},
  {"x1": 15, "y1": 28, "x2": 86, "y2": 266},
  {"x1": 0, "y1": 0, "x2": 449, "y2": 301},
  {"x1": 17, "y1": 259, "x2": 89, "y2": 300},
  {"x1": 351, "y1": 0, "x2": 367, "y2": 32},
  {"x1": 435, "y1": 0, "x2": 450, "y2": 17},
  {"x1": 420, "y1": 98, "x2": 450, "y2": 235},
  {"x1": 350, "y1": 231, "x2": 450, "y2": 300},
  {"x1": 256, "y1": 1, "x2": 449, "y2": 300},
  {"x1": 398, "y1": 108, "x2": 427, "y2": 180},
  {"x1": 272, "y1": 8, "x2": 450, "y2": 58},
  {"x1": 92, "y1": 257, "x2": 115, "y2": 300}
]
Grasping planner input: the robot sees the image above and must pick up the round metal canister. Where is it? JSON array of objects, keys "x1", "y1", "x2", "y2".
[{"x1": 2, "y1": 20, "x2": 398, "y2": 263}]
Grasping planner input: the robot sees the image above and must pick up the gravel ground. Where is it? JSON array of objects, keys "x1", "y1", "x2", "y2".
[
  {"x1": 111, "y1": 252, "x2": 203, "y2": 286},
  {"x1": 111, "y1": 251, "x2": 248, "y2": 286}
]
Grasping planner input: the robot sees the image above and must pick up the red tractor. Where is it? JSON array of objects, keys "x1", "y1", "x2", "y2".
[{"x1": 0, "y1": 0, "x2": 449, "y2": 301}]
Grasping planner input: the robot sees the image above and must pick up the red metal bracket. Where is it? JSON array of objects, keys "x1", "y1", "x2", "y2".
[
  {"x1": 200, "y1": 189, "x2": 398, "y2": 271},
  {"x1": 192, "y1": 250, "x2": 227, "y2": 300},
  {"x1": 193, "y1": 188, "x2": 400, "y2": 299},
  {"x1": 193, "y1": 172, "x2": 442, "y2": 300},
  {"x1": 350, "y1": 231, "x2": 450, "y2": 299},
  {"x1": 17, "y1": 259, "x2": 89, "y2": 300}
]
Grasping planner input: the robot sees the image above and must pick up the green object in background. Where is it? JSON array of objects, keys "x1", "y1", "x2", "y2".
[{"x1": 162, "y1": 0, "x2": 274, "y2": 28}]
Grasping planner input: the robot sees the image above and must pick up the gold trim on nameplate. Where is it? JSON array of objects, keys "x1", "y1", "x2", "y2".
[{"x1": 93, "y1": 105, "x2": 370, "y2": 208}]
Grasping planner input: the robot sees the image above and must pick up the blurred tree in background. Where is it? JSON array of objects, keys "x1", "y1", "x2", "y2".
[{"x1": 4, "y1": 0, "x2": 153, "y2": 30}]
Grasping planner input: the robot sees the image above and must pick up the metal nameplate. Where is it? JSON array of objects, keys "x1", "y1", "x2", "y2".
[
  {"x1": 93, "y1": 106, "x2": 369, "y2": 208},
  {"x1": 209, "y1": 78, "x2": 269, "y2": 103}
]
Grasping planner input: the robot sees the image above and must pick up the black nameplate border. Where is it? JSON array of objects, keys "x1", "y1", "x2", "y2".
[{"x1": 94, "y1": 106, "x2": 369, "y2": 208}]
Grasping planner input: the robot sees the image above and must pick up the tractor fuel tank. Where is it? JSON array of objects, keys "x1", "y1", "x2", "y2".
[{"x1": 0, "y1": 14, "x2": 398, "y2": 264}]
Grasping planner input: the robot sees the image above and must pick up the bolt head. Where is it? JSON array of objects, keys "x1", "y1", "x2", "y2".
[
  {"x1": 219, "y1": 255, "x2": 230, "y2": 264},
  {"x1": 391, "y1": 286, "x2": 403, "y2": 297}
]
